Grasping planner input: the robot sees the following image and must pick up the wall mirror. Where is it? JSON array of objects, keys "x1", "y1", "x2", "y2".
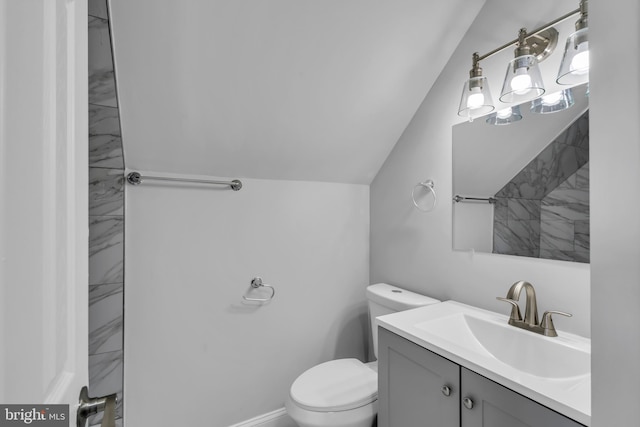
[{"x1": 452, "y1": 83, "x2": 589, "y2": 263}]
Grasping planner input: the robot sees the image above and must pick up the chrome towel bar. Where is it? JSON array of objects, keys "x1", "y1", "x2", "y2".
[
  {"x1": 453, "y1": 195, "x2": 497, "y2": 204},
  {"x1": 126, "y1": 171, "x2": 242, "y2": 191}
]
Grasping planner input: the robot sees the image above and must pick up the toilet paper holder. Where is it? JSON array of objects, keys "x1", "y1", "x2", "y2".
[{"x1": 243, "y1": 277, "x2": 276, "y2": 302}]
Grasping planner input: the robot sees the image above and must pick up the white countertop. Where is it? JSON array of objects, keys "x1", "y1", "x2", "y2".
[{"x1": 376, "y1": 300, "x2": 591, "y2": 426}]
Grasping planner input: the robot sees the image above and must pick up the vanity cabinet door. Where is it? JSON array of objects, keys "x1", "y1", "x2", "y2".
[
  {"x1": 460, "y1": 368, "x2": 584, "y2": 427},
  {"x1": 378, "y1": 328, "x2": 460, "y2": 427}
]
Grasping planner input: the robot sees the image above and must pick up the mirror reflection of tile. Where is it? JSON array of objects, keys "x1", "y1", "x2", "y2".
[{"x1": 493, "y1": 111, "x2": 589, "y2": 263}]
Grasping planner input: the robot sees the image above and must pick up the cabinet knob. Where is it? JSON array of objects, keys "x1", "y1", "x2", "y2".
[
  {"x1": 463, "y1": 397, "x2": 474, "y2": 410},
  {"x1": 441, "y1": 385, "x2": 451, "y2": 397}
]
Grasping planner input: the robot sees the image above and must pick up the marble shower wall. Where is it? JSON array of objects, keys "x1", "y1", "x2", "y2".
[
  {"x1": 88, "y1": 0, "x2": 124, "y2": 425},
  {"x1": 493, "y1": 111, "x2": 589, "y2": 263}
]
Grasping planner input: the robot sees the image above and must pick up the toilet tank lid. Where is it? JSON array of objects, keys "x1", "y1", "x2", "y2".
[{"x1": 366, "y1": 283, "x2": 440, "y2": 311}]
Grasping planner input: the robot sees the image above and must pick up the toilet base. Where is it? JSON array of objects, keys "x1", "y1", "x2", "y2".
[{"x1": 285, "y1": 395, "x2": 377, "y2": 427}]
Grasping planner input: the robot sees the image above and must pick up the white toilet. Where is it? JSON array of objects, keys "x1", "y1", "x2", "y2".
[{"x1": 285, "y1": 283, "x2": 440, "y2": 427}]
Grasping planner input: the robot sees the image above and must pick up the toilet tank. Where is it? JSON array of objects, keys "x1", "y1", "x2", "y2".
[{"x1": 367, "y1": 283, "x2": 440, "y2": 359}]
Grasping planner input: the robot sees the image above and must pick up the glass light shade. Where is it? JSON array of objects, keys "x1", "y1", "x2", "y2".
[
  {"x1": 556, "y1": 28, "x2": 589, "y2": 85},
  {"x1": 531, "y1": 88, "x2": 575, "y2": 114},
  {"x1": 485, "y1": 105, "x2": 523, "y2": 125},
  {"x1": 458, "y1": 76, "x2": 494, "y2": 120},
  {"x1": 499, "y1": 54, "x2": 545, "y2": 103}
]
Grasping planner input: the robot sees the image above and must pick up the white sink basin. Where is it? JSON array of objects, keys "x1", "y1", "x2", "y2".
[
  {"x1": 377, "y1": 300, "x2": 591, "y2": 426},
  {"x1": 415, "y1": 311, "x2": 590, "y2": 379}
]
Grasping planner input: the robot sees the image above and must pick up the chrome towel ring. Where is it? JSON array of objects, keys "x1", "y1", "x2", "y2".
[
  {"x1": 412, "y1": 179, "x2": 437, "y2": 212},
  {"x1": 243, "y1": 277, "x2": 276, "y2": 303}
]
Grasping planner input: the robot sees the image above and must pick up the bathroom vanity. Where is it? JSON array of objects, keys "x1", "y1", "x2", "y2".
[{"x1": 376, "y1": 301, "x2": 590, "y2": 427}]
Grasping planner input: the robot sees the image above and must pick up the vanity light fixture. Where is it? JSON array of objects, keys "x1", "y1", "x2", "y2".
[
  {"x1": 457, "y1": 53, "x2": 495, "y2": 120},
  {"x1": 530, "y1": 88, "x2": 575, "y2": 114},
  {"x1": 499, "y1": 29, "x2": 546, "y2": 103},
  {"x1": 557, "y1": 0, "x2": 589, "y2": 85},
  {"x1": 457, "y1": 1, "x2": 588, "y2": 122},
  {"x1": 486, "y1": 105, "x2": 523, "y2": 125}
]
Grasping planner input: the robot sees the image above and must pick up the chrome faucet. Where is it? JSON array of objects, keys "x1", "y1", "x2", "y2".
[{"x1": 497, "y1": 281, "x2": 572, "y2": 337}]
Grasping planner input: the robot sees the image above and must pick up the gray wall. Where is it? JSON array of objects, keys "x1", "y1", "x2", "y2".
[
  {"x1": 590, "y1": 0, "x2": 640, "y2": 424},
  {"x1": 124, "y1": 179, "x2": 370, "y2": 426}
]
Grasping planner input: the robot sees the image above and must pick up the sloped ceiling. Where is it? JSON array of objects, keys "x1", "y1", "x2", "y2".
[{"x1": 109, "y1": 0, "x2": 485, "y2": 184}]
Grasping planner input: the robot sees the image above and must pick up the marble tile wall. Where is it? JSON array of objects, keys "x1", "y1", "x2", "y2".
[
  {"x1": 88, "y1": 0, "x2": 124, "y2": 425},
  {"x1": 493, "y1": 198, "x2": 541, "y2": 258},
  {"x1": 493, "y1": 111, "x2": 589, "y2": 263},
  {"x1": 495, "y1": 111, "x2": 589, "y2": 200},
  {"x1": 540, "y1": 162, "x2": 590, "y2": 262}
]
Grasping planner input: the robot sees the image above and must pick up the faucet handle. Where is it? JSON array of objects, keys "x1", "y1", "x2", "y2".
[
  {"x1": 540, "y1": 310, "x2": 572, "y2": 337},
  {"x1": 496, "y1": 297, "x2": 522, "y2": 324}
]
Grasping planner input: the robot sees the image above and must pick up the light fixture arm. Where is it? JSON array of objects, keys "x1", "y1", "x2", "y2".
[
  {"x1": 514, "y1": 28, "x2": 531, "y2": 57},
  {"x1": 575, "y1": 0, "x2": 588, "y2": 31},
  {"x1": 470, "y1": 52, "x2": 482, "y2": 78},
  {"x1": 474, "y1": 7, "x2": 580, "y2": 63},
  {"x1": 467, "y1": 52, "x2": 484, "y2": 90}
]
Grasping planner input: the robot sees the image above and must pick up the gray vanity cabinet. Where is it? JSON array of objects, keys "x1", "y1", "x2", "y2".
[
  {"x1": 378, "y1": 328, "x2": 585, "y2": 427},
  {"x1": 378, "y1": 327, "x2": 460, "y2": 427},
  {"x1": 460, "y1": 367, "x2": 583, "y2": 427}
]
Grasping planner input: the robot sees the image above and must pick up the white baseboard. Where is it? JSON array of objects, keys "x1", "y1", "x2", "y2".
[{"x1": 228, "y1": 408, "x2": 297, "y2": 427}]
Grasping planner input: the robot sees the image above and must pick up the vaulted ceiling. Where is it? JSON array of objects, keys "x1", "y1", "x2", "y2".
[{"x1": 109, "y1": 0, "x2": 485, "y2": 184}]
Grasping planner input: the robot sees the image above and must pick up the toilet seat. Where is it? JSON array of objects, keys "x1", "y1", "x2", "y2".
[{"x1": 290, "y1": 359, "x2": 377, "y2": 412}]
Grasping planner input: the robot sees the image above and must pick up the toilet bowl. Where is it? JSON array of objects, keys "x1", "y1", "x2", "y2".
[
  {"x1": 285, "y1": 283, "x2": 440, "y2": 427},
  {"x1": 285, "y1": 359, "x2": 378, "y2": 427}
]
